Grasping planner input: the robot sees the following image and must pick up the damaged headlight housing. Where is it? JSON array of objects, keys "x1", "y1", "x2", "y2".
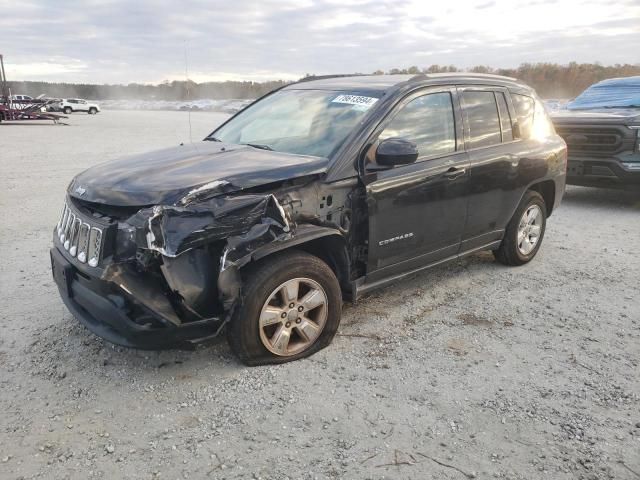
[{"x1": 114, "y1": 223, "x2": 139, "y2": 261}]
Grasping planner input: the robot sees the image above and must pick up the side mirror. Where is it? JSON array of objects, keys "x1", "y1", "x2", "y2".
[{"x1": 375, "y1": 137, "x2": 419, "y2": 167}]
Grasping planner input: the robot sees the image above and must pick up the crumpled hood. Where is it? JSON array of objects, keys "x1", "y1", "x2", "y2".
[
  {"x1": 68, "y1": 141, "x2": 329, "y2": 206},
  {"x1": 551, "y1": 108, "x2": 640, "y2": 125}
]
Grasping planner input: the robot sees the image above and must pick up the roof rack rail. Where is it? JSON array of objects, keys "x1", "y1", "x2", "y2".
[
  {"x1": 409, "y1": 73, "x2": 428, "y2": 82},
  {"x1": 297, "y1": 73, "x2": 365, "y2": 83},
  {"x1": 409, "y1": 72, "x2": 518, "y2": 82}
]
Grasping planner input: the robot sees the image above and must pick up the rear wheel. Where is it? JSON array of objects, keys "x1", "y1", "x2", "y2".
[
  {"x1": 63, "y1": 107, "x2": 72, "y2": 114},
  {"x1": 227, "y1": 251, "x2": 342, "y2": 366},
  {"x1": 494, "y1": 190, "x2": 547, "y2": 266}
]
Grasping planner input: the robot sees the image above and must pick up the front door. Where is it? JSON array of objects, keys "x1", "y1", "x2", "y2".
[{"x1": 363, "y1": 87, "x2": 470, "y2": 281}]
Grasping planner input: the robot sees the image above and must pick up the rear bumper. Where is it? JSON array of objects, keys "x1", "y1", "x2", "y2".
[
  {"x1": 50, "y1": 245, "x2": 224, "y2": 350},
  {"x1": 566, "y1": 157, "x2": 640, "y2": 190}
]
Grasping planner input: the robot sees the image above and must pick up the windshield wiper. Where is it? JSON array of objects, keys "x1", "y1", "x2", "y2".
[
  {"x1": 204, "y1": 136, "x2": 222, "y2": 142},
  {"x1": 244, "y1": 143, "x2": 273, "y2": 151}
]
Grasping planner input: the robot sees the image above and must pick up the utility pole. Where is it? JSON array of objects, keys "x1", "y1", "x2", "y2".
[{"x1": 0, "y1": 54, "x2": 8, "y2": 101}]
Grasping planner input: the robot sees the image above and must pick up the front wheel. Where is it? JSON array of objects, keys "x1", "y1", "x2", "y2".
[
  {"x1": 227, "y1": 250, "x2": 342, "y2": 366},
  {"x1": 494, "y1": 190, "x2": 547, "y2": 266},
  {"x1": 63, "y1": 107, "x2": 72, "y2": 114},
  {"x1": 88, "y1": 107, "x2": 97, "y2": 114}
]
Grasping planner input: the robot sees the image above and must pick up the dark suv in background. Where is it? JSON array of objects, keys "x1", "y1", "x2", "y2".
[
  {"x1": 551, "y1": 76, "x2": 640, "y2": 190},
  {"x1": 51, "y1": 73, "x2": 566, "y2": 365}
]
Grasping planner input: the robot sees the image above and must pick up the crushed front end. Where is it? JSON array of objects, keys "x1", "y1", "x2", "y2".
[{"x1": 50, "y1": 190, "x2": 293, "y2": 349}]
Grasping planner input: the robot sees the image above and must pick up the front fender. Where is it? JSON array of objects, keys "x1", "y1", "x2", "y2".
[
  {"x1": 251, "y1": 224, "x2": 345, "y2": 262},
  {"x1": 217, "y1": 224, "x2": 347, "y2": 308}
]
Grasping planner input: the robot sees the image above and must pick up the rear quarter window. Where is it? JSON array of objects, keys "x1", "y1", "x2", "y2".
[{"x1": 511, "y1": 94, "x2": 535, "y2": 139}]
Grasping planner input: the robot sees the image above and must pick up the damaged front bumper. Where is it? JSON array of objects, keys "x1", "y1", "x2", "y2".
[{"x1": 50, "y1": 244, "x2": 226, "y2": 349}]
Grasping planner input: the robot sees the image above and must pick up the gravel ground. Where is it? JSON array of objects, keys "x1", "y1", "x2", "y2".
[{"x1": 1, "y1": 111, "x2": 639, "y2": 480}]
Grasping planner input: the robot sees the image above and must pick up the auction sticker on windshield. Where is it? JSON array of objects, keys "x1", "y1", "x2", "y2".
[{"x1": 331, "y1": 94, "x2": 379, "y2": 110}]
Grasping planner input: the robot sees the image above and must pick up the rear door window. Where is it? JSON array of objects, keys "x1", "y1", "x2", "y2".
[
  {"x1": 461, "y1": 91, "x2": 501, "y2": 149},
  {"x1": 495, "y1": 92, "x2": 513, "y2": 142}
]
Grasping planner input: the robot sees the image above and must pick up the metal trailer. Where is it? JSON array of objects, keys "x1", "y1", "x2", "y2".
[{"x1": 0, "y1": 54, "x2": 68, "y2": 124}]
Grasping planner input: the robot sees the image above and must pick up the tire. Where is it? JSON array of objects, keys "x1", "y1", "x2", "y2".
[
  {"x1": 227, "y1": 250, "x2": 342, "y2": 366},
  {"x1": 88, "y1": 108, "x2": 97, "y2": 114},
  {"x1": 63, "y1": 107, "x2": 72, "y2": 114},
  {"x1": 494, "y1": 190, "x2": 547, "y2": 266}
]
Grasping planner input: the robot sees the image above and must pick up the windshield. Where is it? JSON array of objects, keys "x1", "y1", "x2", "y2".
[
  {"x1": 567, "y1": 76, "x2": 640, "y2": 110},
  {"x1": 208, "y1": 89, "x2": 381, "y2": 158}
]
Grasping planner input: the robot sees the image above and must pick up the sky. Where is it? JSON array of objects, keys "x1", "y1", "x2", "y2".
[{"x1": 1, "y1": 0, "x2": 639, "y2": 84}]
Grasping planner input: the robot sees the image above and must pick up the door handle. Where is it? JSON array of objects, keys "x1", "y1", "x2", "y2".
[{"x1": 443, "y1": 167, "x2": 466, "y2": 179}]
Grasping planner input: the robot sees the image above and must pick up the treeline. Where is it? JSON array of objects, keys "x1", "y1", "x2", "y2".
[
  {"x1": 373, "y1": 63, "x2": 640, "y2": 98},
  {"x1": 7, "y1": 63, "x2": 640, "y2": 100},
  {"x1": 4, "y1": 79, "x2": 288, "y2": 101}
]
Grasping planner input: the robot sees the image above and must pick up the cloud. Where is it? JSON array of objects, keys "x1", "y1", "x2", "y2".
[
  {"x1": 7, "y1": 59, "x2": 88, "y2": 78},
  {"x1": 0, "y1": 0, "x2": 638, "y2": 83}
]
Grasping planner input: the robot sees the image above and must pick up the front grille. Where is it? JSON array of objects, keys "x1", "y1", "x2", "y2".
[
  {"x1": 57, "y1": 200, "x2": 104, "y2": 267},
  {"x1": 555, "y1": 126, "x2": 626, "y2": 155}
]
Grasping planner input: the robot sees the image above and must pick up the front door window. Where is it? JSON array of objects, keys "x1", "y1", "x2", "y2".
[{"x1": 379, "y1": 92, "x2": 456, "y2": 160}]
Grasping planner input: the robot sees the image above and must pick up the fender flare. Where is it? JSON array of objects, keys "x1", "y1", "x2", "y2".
[
  {"x1": 251, "y1": 224, "x2": 346, "y2": 262},
  {"x1": 217, "y1": 225, "x2": 349, "y2": 308}
]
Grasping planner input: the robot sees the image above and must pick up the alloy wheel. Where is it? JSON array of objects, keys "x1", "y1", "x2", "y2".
[
  {"x1": 258, "y1": 277, "x2": 328, "y2": 356},
  {"x1": 517, "y1": 204, "x2": 543, "y2": 255}
]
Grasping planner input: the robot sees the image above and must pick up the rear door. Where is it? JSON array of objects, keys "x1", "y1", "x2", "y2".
[
  {"x1": 364, "y1": 87, "x2": 470, "y2": 280},
  {"x1": 459, "y1": 87, "x2": 521, "y2": 251}
]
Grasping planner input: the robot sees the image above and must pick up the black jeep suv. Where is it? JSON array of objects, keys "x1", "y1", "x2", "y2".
[
  {"x1": 51, "y1": 74, "x2": 566, "y2": 365},
  {"x1": 551, "y1": 76, "x2": 640, "y2": 190}
]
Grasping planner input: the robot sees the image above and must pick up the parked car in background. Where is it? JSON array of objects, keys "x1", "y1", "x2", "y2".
[
  {"x1": 10, "y1": 94, "x2": 34, "y2": 102},
  {"x1": 551, "y1": 76, "x2": 640, "y2": 190},
  {"x1": 52, "y1": 98, "x2": 101, "y2": 114},
  {"x1": 51, "y1": 74, "x2": 566, "y2": 365},
  {"x1": 8, "y1": 94, "x2": 47, "y2": 108}
]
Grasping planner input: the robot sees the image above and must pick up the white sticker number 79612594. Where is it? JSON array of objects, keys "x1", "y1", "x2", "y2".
[{"x1": 331, "y1": 94, "x2": 379, "y2": 108}]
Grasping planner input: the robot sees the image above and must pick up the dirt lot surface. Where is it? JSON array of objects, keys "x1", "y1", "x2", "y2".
[{"x1": 1, "y1": 111, "x2": 639, "y2": 480}]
